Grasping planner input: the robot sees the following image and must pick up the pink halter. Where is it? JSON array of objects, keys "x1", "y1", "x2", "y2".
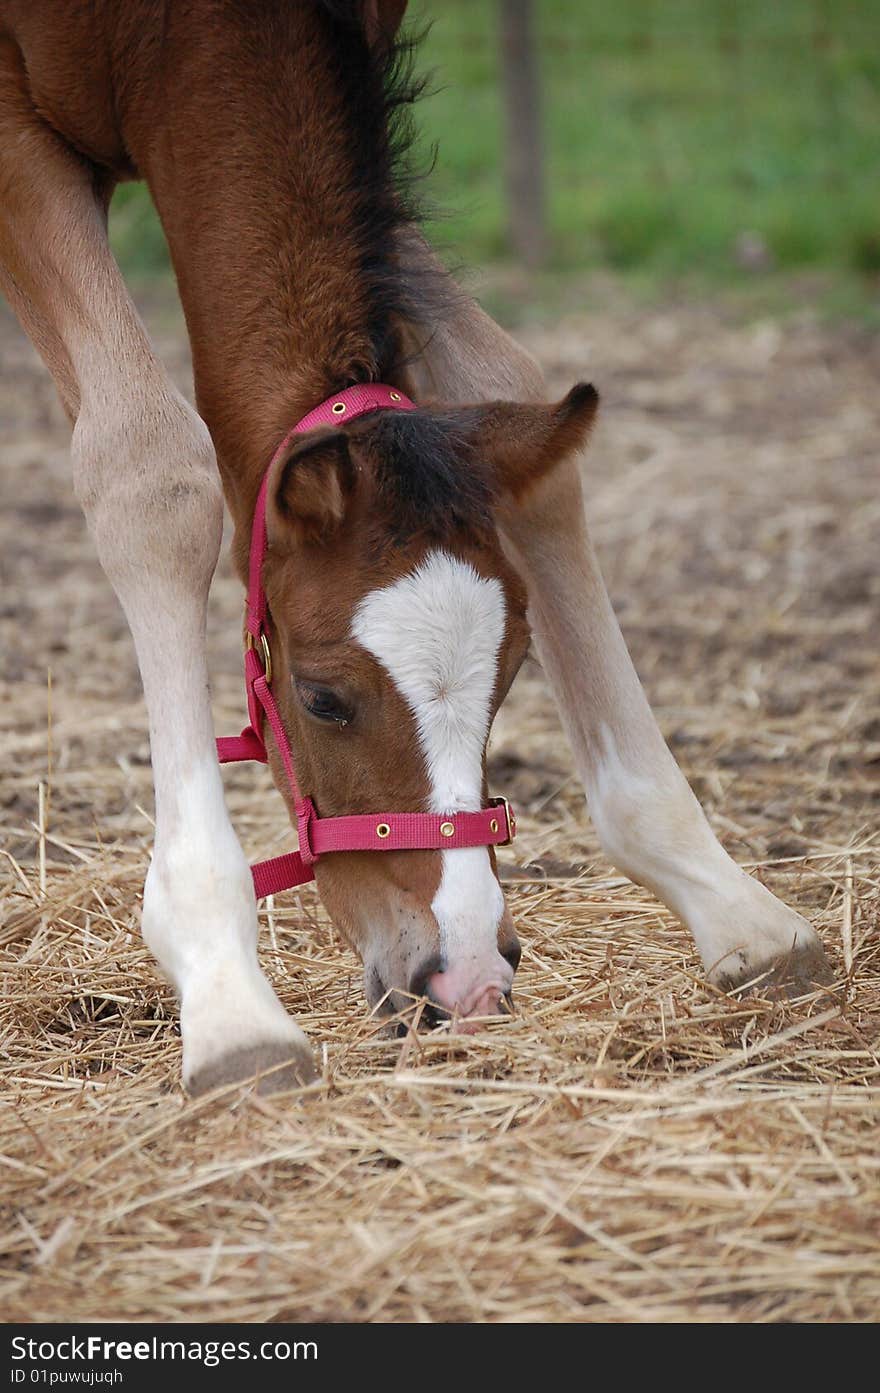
[{"x1": 217, "y1": 383, "x2": 516, "y2": 899}]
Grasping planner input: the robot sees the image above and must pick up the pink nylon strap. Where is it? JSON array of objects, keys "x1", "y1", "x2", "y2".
[
  {"x1": 217, "y1": 383, "x2": 516, "y2": 898},
  {"x1": 249, "y1": 800, "x2": 516, "y2": 899}
]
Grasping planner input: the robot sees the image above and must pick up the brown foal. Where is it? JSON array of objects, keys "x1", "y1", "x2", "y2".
[{"x1": 0, "y1": 1, "x2": 829, "y2": 1094}]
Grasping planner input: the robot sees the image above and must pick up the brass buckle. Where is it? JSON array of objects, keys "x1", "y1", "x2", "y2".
[
  {"x1": 489, "y1": 795, "x2": 516, "y2": 846},
  {"x1": 245, "y1": 631, "x2": 272, "y2": 685}
]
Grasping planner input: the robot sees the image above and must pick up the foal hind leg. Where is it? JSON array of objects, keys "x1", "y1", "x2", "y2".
[
  {"x1": 0, "y1": 46, "x2": 315, "y2": 1091},
  {"x1": 407, "y1": 281, "x2": 830, "y2": 993}
]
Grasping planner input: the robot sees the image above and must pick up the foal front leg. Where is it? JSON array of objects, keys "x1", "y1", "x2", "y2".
[
  {"x1": 78, "y1": 404, "x2": 314, "y2": 1093},
  {"x1": 408, "y1": 292, "x2": 830, "y2": 991},
  {"x1": 0, "y1": 54, "x2": 314, "y2": 1090}
]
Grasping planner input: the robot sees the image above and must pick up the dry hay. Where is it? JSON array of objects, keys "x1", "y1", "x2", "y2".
[{"x1": 1, "y1": 286, "x2": 878, "y2": 1323}]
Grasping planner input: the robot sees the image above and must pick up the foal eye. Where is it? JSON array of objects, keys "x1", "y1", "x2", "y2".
[{"x1": 295, "y1": 681, "x2": 353, "y2": 727}]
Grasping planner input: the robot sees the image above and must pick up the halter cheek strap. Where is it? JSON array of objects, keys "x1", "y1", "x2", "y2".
[{"x1": 216, "y1": 383, "x2": 516, "y2": 899}]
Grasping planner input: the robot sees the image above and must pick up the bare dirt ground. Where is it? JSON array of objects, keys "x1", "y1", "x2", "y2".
[{"x1": 1, "y1": 285, "x2": 878, "y2": 1322}]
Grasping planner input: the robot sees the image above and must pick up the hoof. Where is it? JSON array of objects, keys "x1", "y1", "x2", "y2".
[
  {"x1": 713, "y1": 937, "x2": 834, "y2": 998},
  {"x1": 185, "y1": 1037, "x2": 318, "y2": 1097}
]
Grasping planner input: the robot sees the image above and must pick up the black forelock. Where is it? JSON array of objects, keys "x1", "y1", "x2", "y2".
[{"x1": 361, "y1": 409, "x2": 496, "y2": 545}]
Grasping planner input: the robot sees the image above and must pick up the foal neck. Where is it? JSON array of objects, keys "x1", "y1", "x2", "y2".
[{"x1": 127, "y1": 4, "x2": 428, "y2": 538}]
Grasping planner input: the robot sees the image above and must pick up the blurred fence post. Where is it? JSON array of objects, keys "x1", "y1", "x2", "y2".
[{"x1": 499, "y1": 0, "x2": 548, "y2": 269}]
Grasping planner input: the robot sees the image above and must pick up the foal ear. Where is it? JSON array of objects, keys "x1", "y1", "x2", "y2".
[
  {"x1": 267, "y1": 429, "x2": 355, "y2": 542},
  {"x1": 478, "y1": 382, "x2": 599, "y2": 500}
]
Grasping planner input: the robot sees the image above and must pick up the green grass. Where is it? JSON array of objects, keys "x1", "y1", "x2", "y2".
[{"x1": 110, "y1": 0, "x2": 880, "y2": 304}]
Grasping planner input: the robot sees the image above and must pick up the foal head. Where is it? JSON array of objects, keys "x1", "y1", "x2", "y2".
[{"x1": 260, "y1": 385, "x2": 597, "y2": 1026}]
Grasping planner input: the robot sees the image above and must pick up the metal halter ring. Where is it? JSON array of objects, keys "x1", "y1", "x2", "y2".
[
  {"x1": 489, "y1": 795, "x2": 515, "y2": 846},
  {"x1": 246, "y1": 631, "x2": 273, "y2": 684}
]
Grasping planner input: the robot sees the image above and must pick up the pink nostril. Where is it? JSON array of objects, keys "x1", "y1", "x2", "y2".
[
  {"x1": 426, "y1": 957, "x2": 515, "y2": 1021},
  {"x1": 467, "y1": 986, "x2": 507, "y2": 1019}
]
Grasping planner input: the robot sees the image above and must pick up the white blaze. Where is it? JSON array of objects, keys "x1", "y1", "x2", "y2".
[{"x1": 351, "y1": 550, "x2": 506, "y2": 963}]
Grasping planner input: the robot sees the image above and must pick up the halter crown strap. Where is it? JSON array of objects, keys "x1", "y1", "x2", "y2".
[{"x1": 217, "y1": 384, "x2": 516, "y2": 898}]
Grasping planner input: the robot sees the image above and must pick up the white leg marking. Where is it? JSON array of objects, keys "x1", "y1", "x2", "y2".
[
  {"x1": 142, "y1": 759, "x2": 310, "y2": 1087},
  {"x1": 590, "y1": 724, "x2": 821, "y2": 983},
  {"x1": 75, "y1": 392, "x2": 309, "y2": 1087},
  {"x1": 352, "y1": 551, "x2": 507, "y2": 964}
]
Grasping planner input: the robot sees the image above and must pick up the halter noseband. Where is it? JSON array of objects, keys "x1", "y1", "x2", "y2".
[{"x1": 217, "y1": 383, "x2": 516, "y2": 899}]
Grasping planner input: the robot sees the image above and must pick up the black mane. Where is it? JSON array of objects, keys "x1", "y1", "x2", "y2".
[
  {"x1": 312, "y1": 6, "x2": 481, "y2": 541},
  {"x1": 315, "y1": 2, "x2": 457, "y2": 376}
]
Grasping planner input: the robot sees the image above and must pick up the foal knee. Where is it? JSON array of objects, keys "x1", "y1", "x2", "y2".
[{"x1": 71, "y1": 384, "x2": 222, "y2": 594}]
